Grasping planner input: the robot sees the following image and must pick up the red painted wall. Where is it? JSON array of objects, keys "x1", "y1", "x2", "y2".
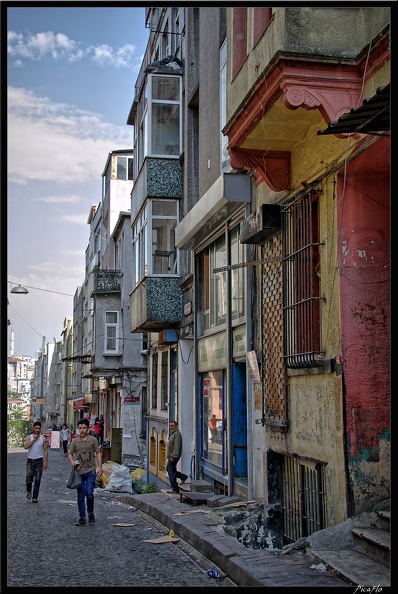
[{"x1": 337, "y1": 137, "x2": 390, "y2": 510}]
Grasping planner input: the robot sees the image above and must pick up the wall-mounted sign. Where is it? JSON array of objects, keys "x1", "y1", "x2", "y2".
[
  {"x1": 73, "y1": 397, "x2": 86, "y2": 410},
  {"x1": 247, "y1": 351, "x2": 261, "y2": 384},
  {"x1": 124, "y1": 396, "x2": 140, "y2": 404},
  {"x1": 198, "y1": 326, "x2": 247, "y2": 372}
]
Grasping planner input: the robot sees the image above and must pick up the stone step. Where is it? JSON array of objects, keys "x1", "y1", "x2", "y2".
[
  {"x1": 377, "y1": 509, "x2": 390, "y2": 531},
  {"x1": 189, "y1": 480, "x2": 213, "y2": 493},
  {"x1": 352, "y1": 527, "x2": 390, "y2": 566},
  {"x1": 310, "y1": 549, "x2": 391, "y2": 587},
  {"x1": 206, "y1": 495, "x2": 242, "y2": 508}
]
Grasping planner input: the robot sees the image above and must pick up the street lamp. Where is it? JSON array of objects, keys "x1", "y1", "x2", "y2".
[{"x1": 10, "y1": 284, "x2": 29, "y2": 295}]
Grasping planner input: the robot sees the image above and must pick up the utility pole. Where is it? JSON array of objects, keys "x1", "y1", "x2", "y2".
[{"x1": 39, "y1": 336, "x2": 46, "y2": 424}]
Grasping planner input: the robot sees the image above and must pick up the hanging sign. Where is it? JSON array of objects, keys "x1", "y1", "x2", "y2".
[{"x1": 247, "y1": 351, "x2": 261, "y2": 384}]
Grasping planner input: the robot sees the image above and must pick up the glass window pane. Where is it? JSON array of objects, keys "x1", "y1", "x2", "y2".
[
  {"x1": 202, "y1": 370, "x2": 224, "y2": 468},
  {"x1": 152, "y1": 75, "x2": 180, "y2": 101},
  {"x1": 152, "y1": 219, "x2": 176, "y2": 274},
  {"x1": 106, "y1": 312, "x2": 117, "y2": 324},
  {"x1": 231, "y1": 227, "x2": 245, "y2": 320},
  {"x1": 128, "y1": 159, "x2": 134, "y2": 180},
  {"x1": 215, "y1": 236, "x2": 226, "y2": 325},
  {"x1": 151, "y1": 103, "x2": 180, "y2": 155},
  {"x1": 117, "y1": 157, "x2": 127, "y2": 180},
  {"x1": 152, "y1": 200, "x2": 177, "y2": 216},
  {"x1": 106, "y1": 327, "x2": 116, "y2": 351}
]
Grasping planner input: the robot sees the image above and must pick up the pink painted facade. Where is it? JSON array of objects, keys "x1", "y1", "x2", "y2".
[{"x1": 337, "y1": 138, "x2": 390, "y2": 509}]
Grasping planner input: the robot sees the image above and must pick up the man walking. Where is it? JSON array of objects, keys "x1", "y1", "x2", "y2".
[
  {"x1": 24, "y1": 421, "x2": 48, "y2": 503},
  {"x1": 166, "y1": 420, "x2": 188, "y2": 494},
  {"x1": 68, "y1": 418, "x2": 102, "y2": 526}
]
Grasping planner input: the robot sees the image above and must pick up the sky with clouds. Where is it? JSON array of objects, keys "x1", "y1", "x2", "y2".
[{"x1": 7, "y1": 5, "x2": 148, "y2": 358}]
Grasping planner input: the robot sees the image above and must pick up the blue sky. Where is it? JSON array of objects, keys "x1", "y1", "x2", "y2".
[{"x1": 7, "y1": 5, "x2": 148, "y2": 358}]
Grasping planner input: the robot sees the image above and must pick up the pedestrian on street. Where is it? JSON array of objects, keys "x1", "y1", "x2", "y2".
[
  {"x1": 24, "y1": 420, "x2": 48, "y2": 503},
  {"x1": 99, "y1": 414, "x2": 104, "y2": 445},
  {"x1": 166, "y1": 420, "x2": 188, "y2": 494},
  {"x1": 68, "y1": 417, "x2": 102, "y2": 526},
  {"x1": 209, "y1": 414, "x2": 218, "y2": 443},
  {"x1": 93, "y1": 418, "x2": 101, "y2": 442},
  {"x1": 60, "y1": 424, "x2": 71, "y2": 456}
]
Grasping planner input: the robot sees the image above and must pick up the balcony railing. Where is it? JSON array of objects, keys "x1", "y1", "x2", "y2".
[{"x1": 92, "y1": 270, "x2": 121, "y2": 294}]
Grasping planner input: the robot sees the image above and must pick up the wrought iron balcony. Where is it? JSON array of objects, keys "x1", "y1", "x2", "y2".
[{"x1": 92, "y1": 270, "x2": 121, "y2": 294}]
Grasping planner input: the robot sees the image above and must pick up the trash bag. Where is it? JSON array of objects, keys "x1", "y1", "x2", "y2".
[
  {"x1": 132, "y1": 475, "x2": 148, "y2": 494},
  {"x1": 130, "y1": 468, "x2": 146, "y2": 481},
  {"x1": 67, "y1": 467, "x2": 82, "y2": 489},
  {"x1": 104, "y1": 464, "x2": 133, "y2": 493}
]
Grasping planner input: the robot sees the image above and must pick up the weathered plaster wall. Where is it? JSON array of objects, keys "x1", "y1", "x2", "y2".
[{"x1": 337, "y1": 138, "x2": 390, "y2": 514}]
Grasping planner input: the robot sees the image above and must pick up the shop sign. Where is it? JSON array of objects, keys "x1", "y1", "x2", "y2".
[
  {"x1": 124, "y1": 395, "x2": 140, "y2": 404},
  {"x1": 73, "y1": 397, "x2": 86, "y2": 410}
]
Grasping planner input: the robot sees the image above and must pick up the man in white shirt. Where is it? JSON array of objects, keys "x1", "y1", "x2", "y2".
[{"x1": 24, "y1": 421, "x2": 48, "y2": 503}]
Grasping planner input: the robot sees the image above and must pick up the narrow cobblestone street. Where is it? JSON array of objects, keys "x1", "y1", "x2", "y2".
[{"x1": 6, "y1": 447, "x2": 235, "y2": 588}]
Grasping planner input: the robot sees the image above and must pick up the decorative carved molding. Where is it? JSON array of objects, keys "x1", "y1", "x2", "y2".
[
  {"x1": 230, "y1": 149, "x2": 291, "y2": 192},
  {"x1": 281, "y1": 65, "x2": 363, "y2": 124}
]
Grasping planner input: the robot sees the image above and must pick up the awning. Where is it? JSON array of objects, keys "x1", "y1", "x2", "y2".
[
  {"x1": 175, "y1": 173, "x2": 251, "y2": 251},
  {"x1": 317, "y1": 83, "x2": 390, "y2": 137}
]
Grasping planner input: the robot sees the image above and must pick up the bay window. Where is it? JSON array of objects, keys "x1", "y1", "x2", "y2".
[
  {"x1": 133, "y1": 198, "x2": 178, "y2": 285},
  {"x1": 145, "y1": 73, "x2": 182, "y2": 157}
]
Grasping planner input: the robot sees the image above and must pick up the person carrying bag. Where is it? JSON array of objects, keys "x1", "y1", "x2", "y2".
[{"x1": 67, "y1": 465, "x2": 82, "y2": 489}]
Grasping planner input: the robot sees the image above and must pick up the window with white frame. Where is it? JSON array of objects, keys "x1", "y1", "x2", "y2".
[
  {"x1": 104, "y1": 311, "x2": 120, "y2": 353},
  {"x1": 172, "y1": 7, "x2": 181, "y2": 57},
  {"x1": 133, "y1": 198, "x2": 178, "y2": 285},
  {"x1": 145, "y1": 73, "x2": 182, "y2": 157},
  {"x1": 116, "y1": 156, "x2": 134, "y2": 180}
]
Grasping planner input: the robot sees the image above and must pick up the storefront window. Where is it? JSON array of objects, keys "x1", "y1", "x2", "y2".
[{"x1": 201, "y1": 370, "x2": 226, "y2": 471}]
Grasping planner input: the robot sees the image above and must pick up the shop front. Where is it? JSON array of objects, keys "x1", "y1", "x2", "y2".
[{"x1": 198, "y1": 326, "x2": 247, "y2": 494}]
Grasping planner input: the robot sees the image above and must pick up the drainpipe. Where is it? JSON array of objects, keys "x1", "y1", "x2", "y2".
[
  {"x1": 193, "y1": 256, "x2": 200, "y2": 480},
  {"x1": 39, "y1": 336, "x2": 46, "y2": 424},
  {"x1": 245, "y1": 202, "x2": 254, "y2": 501},
  {"x1": 226, "y1": 231, "x2": 233, "y2": 496}
]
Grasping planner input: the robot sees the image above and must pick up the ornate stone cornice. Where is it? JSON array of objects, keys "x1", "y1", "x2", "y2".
[{"x1": 226, "y1": 63, "x2": 364, "y2": 191}]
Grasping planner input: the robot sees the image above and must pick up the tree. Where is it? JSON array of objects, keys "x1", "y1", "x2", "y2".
[{"x1": 7, "y1": 394, "x2": 33, "y2": 447}]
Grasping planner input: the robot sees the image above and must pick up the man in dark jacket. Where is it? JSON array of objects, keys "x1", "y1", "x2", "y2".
[{"x1": 166, "y1": 420, "x2": 188, "y2": 493}]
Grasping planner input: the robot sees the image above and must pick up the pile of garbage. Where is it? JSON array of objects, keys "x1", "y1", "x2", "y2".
[{"x1": 98, "y1": 461, "x2": 155, "y2": 494}]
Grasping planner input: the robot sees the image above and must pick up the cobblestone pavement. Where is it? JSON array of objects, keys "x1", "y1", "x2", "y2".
[{"x1": 6, "y1": 447, "x2": 235, "y2": 588}]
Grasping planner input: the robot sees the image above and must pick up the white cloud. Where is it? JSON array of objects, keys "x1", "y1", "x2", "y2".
[
  {"x1": 90, "y1": 43, "x2": 137, "y2": 68},
  {"x1": 58, "y1": 213, "x2": 89, "y2": 226},
  {"x1": 7, "y1": 86, "x2": 132, "y2": 184},
  {"x1": 8, "y1": 30, "x2": 137, "y2": 68},
  {"x1": 32, "y1": 194, "x2": 84, "y2": 204}
]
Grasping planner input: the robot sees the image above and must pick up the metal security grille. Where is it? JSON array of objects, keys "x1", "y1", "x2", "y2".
[
  {"x1": 282, "y1": 190, "x2": 325, "y2": 368},
  {"x1": 261, "y1": 235, "x2": 287, "y2": 425},
  {"x1": 282, "y1": 455, "x2": 326, "y2": 543}
]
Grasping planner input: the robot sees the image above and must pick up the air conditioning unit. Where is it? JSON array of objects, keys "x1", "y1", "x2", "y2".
[{"x1": 240, "y1": 204, "x2": 281, "y2": 244}]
